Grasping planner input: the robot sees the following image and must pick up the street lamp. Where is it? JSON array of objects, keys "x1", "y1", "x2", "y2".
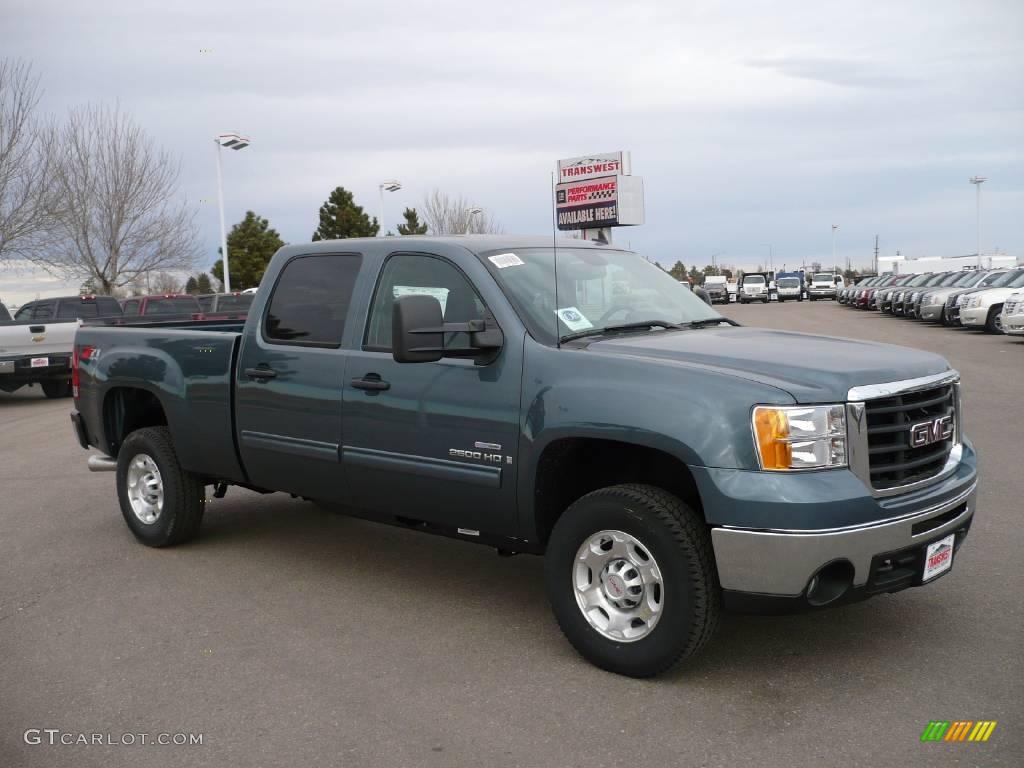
[
  {"x1": 378, "y1": 180, "x2": 401, "y2": 236},
  {"x1": 464, "y1": 206, "x2": 484, "y2": 234},
  {"x1": 831, "y1": 224, "x2": 839, "y2": 272},
  {"x1": 710, "y1": 251, "x2": 725, "y2": 275},
  {"x1": 970, "y1": 176, "x2": 986, "y2": 267},
  {"x1": 214, "y1": 133, "x2": 250, "y2": 293}
]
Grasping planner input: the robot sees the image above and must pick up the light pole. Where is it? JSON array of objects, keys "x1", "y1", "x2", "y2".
[
  {"x1": 464, "y1": 206, "x2": 484, "y2": 234},
  {"x1": 831, "y1": 224, "x2": 839, "y2": 272},
  {"x1": 214, "y1": 133, "x2": 250, "y2": 293},
  {"x1": 711, "y1": 251, "x2": 725, "y2": 275},
  {"x1": 378, "y1": 180, "x2": 401, "y2": 236},
  {"x1": 970, "y1": 176, "x2": 986, "y2": 267},
  {"x1": 761, "y1": 244, "x2": 773, "y2": 273}
]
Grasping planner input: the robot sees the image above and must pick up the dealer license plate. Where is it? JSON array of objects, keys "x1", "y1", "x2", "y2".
[
  {"x1": 923, "y1": 534, "x2": 955, "y2": 582},
  {"x1": 30, "y1": 357, "x2": 50, "y2": 368}
]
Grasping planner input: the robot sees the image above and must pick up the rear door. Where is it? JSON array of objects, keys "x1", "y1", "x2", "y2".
[{"x1": 234, "y1": 252, "x2": 363, "y2": 500}]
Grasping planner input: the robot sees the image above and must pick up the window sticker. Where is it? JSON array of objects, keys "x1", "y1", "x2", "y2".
[
  {"x1": 555, "y1": 306, "x2": 593, "y2": 332},
  {"x1": 393, "y1": 285, "x2": 449, "y2": 314},
  {"x1": 488, "y1": 252, "x2": 525, "y2": 269}
]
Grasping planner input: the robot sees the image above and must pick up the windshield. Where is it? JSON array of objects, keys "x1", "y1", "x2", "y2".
[
  {"x1": 480, "y1": 247, "x2": 722, "y2": 344},
  {"x1": 777, "y1": 278, "x2": 800, "y2": 287},
  {"x1": 146, "y1": 297, "x2": 200, "y2": 314},
  {"x1": 988, "y1": 270, "x2": 1021, "y2": 288},
  {"x1": 812, "y1": 273, "x2": 834, "y2": 282},
  {"x1": 216, "y1": 294, "x2": 253, "y2": 311},
  {"x1": 744, "y1": 275, "x2": 766, "y2": 284}
]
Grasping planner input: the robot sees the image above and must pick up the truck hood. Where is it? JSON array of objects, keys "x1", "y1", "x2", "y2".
[{"x1": 585, "y1": 327, "x2": 950, "y2": 403}]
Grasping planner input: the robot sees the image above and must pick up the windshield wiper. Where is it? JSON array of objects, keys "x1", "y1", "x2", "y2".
[
  {"x1": 684, "y1": 317, "x2": 739, "y2": 328},
  {"x1": 560, "y1": 320, "x2": 680, "y2": 343}
]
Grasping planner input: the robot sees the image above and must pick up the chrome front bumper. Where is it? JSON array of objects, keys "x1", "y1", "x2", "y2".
[{"x1": 712, "y1": 482, "x2": 976, "y2": 596}]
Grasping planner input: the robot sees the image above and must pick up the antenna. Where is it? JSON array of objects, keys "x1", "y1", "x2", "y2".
[{"x1": 551, "y1": 170, "x2": 561, "y2": 349}]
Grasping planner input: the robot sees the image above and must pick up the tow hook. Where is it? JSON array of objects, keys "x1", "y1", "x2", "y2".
[{"x1": 213, "y1": 482, "x2": 228, "y2": 498}]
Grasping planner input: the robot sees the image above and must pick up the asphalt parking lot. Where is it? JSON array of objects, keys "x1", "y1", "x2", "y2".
[{"x1": 1, "y1": 300, "x2": 1021, "y2": 768}]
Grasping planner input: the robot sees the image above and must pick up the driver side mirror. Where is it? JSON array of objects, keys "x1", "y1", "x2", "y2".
[{"x1": 391, "y1": 295, "x2": 504, "y2": 364}]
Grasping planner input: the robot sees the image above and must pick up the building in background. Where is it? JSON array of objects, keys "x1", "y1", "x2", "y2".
[{"x1": 878, "y1": 253, "x2": 1019, "y2": 274}]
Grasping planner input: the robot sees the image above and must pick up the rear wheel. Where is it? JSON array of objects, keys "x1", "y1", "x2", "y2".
[
  {"x1": 41, "y1": 379, "x2": 71, "y2": 398},
  {"x1": 985, "y1": 305, "x2": 1004, "y2": 334},
  {"x1": 116, "y1": 427, "x2": 205, "y2": 547},
  {"x1": 544, "y1": 484, "x2": 720, "y2": 678}
]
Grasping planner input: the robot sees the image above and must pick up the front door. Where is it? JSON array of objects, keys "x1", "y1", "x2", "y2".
[
  {"x1": 235, "y1": 252, "x2": 362, "y2": 501},
  {"x1": 341, "y1": 252, "x2": 522, "y2": 537}
]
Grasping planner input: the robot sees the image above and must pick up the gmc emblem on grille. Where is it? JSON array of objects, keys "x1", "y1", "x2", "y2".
[{"x1": 909, "y1": 414, "x2": 953, "y2": 448}]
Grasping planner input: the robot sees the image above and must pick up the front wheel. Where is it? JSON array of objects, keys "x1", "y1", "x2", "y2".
[
  {"x1": 544, "y1": 484, "x2": 720, "y2": 678},
  {"x1": 116, "y1": 426, "x2": 205, "y2": 547},
  {"x1": 985, "y1": 305, "x2": 1004, "y2": 334}
]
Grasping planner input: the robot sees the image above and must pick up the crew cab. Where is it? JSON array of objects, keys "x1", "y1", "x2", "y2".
[
  {"x1": 70, "y1": 236, "x2": 978, "y2": 678},
  {"x1": 120, "y1": 294, "x2": 205, "y2": 320},
  {"x1": 1, "y1": 295, "x2": 122, "y2": 397}
]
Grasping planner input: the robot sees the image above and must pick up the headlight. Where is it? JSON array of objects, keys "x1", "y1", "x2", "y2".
[{"x1": 752, "y1": 405, "x2": 847, "y2": 471}]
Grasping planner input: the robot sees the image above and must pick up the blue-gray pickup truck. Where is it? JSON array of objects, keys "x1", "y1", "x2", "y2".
[{"x1": 70, "y1": 236, "x2": 977, "y2": 677}]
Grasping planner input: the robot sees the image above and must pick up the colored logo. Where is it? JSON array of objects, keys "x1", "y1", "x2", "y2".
[{"x1": 921, "y1": 721, "x2": 997, "y2": 742}]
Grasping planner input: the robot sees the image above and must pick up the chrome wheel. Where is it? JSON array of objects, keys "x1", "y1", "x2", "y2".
[
  {"x1": 573, "y1": 530, "x2": 664, "y2": 642},
  {"x1": 126, "y1": 453, "x2": 164, "y2": 524}
]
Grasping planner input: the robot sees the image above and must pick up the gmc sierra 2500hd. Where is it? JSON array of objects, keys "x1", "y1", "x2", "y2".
[{"x1": 70, "y1": 236, "x2": 978, "y2": 677}]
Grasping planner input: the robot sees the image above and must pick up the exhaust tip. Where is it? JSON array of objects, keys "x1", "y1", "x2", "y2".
[{"x1": 87, "y1": 455, "x2": 117, "y2": 472}]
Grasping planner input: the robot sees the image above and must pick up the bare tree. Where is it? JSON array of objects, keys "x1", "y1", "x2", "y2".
[
  {"x1": 421, "y1": 188, "x2": 502, "y2": 235},
  {"x1": 37, "y1": 104, "x2": 199, "y2": 293},
  {"x1": 0, "y1": 59, "x2": 54, "y2": 262},
  {"x1": 149, "y1": 271, "x2": 183, "y2": 294}
]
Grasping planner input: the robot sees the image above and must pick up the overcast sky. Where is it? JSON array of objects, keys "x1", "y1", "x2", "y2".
[{"x1": 2, "y1": 0, "x2": 1022, "y2": 303}]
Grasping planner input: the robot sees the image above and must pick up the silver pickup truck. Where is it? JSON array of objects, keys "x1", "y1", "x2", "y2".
[{"x1": 0, "y1": 295, "x2": 122, "y2": 397}]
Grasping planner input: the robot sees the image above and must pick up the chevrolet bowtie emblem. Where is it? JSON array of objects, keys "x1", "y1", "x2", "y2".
[{"x1": 32, "y1": 335, "x2": 45, "y2": 342}]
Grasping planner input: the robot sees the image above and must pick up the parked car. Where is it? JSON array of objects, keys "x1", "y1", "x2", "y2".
[
  {"x1": 121, "y1": 294, "x2": 205, "y2": 320},
  {"x1": 738, "y1": 273, "x2": 769, "y2": 303},
  {"x1": 916, "y1": 271, "x2": 988, "y2": 322},
  {"x1": 807, "y1": 272, "x2": 840, "y2": 301},
  {"x1": 894, "y1": 273, "x2": 941, "y2": 316},
  {"x1": 701, "y1": 275, "x2": 729, "y2": 305},
  {"x1": 959, "y1": 270, "x2": 1024, "y2": 333},
  {"x1": 70, "y1": 236, "x2": 977, "y2": 678},
  {"x1": 1000, "y1": 291, "x2": 1024, "y2": 337},
  {"x1": 876, "y1": 274, "x2": 915, "y2": 313},
  {"x1": 840, "y1": 275, "x2": 875, "y2": 305},
  {"x1": 858, "y1": 274, "x2": 897, "y2": 310},
  {"x1": 0, "y1": 295, "x2": 123, "y2": 397},
  {"x1": 775, "y1": 275, "x2": 803, "y2": 302},
  {"x1": 946, "y1": 270, "x2": 1018, "y2": 326}
]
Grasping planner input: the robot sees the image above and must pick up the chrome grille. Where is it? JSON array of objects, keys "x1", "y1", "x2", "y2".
[{"x1": 864, "y1": 383, "x2": 956, "y2": 490}]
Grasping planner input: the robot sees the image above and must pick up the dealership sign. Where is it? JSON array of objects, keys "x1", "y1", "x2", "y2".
[
  {"x1": 555, "y1": 174, "x2": 644, "y2": 231},
  {"x1": 557, "y1": 151, "x2": 631, "y2": 183}
]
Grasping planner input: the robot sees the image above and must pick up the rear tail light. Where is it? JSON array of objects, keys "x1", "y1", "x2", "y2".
[
  {"x1": 72, "y1": 345, "x2": 96, "y2": 399},
  {"x1": 191, "y1": 313, "x2": 205, "y2": 321}
]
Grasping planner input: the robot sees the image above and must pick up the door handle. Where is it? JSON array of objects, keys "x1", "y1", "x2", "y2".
[
  {"x1": 351, "y1": 373, "x2": 390, "y2": 392},
  {"x1": 29, "y1": 325, "x2": 45, "y2": 333},
  {"x1": 245, "y1": 366, "x2": 278, "y2": 380}
]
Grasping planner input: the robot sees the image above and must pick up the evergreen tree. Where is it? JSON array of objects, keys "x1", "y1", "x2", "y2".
[
  {"x1": 668, "y1": 261, "x2": 687, "y2": 281},
  {"x1": 184, "y1": 276, "x2": 198, "y2": 294},
  {"x1": 687, "y1": 266, "x2": 703, "y2": 283},
  {"x1": 311, "y1": 186, "x2": 378, "y2": 240},
  {"x1": 397, "y1": 207, "x2": 428, "y2": 235},
  {"x1": 211, "y1": 211, "x2": 285, "y2": 290},
  {"x1": 195, "y1": 273, "x2": 213, "y2": 294}
]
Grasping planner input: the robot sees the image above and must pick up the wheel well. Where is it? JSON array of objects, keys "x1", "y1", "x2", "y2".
[
  {"x1": 103, "y1": 387, "x2": 168, "y2": 456},
  {"x1": 533, "y1": 438, "x2": 703, "y2": 547}
]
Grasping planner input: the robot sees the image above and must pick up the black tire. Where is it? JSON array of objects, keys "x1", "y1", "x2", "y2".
[
  {"x1": 984, "y1": 305, "x2": 1004, "y2": 334},
  {"x1": 116, "y1": 426, "x2": 205, "y2": 547},
  {"x1": 763, "y1": 297, "x2": 769, "y2": 304},
  {"x1": 798, "y1": 297, "x2": 803, "y2": 302},
  {"x1": 544, "y1": 484, "x2": 720, "y2": 678},
  {"x1": 41, "y1": 379, "x2": 71, "y2": 398}
]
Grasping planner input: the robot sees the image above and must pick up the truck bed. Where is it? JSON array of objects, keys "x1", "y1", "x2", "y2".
[{"x1": 74, "y1": 324, "x2": 247, "y2": 482}]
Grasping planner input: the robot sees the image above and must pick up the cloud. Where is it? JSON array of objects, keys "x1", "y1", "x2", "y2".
[{"x1": 746, "y1": 57, "x2": 918, "y2": 89}]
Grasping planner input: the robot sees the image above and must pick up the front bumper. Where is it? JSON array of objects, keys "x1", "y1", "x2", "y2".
[
  {"x1": 920, "y1": 303, "x2": 944, "y2": 321},
  {"x1": 1003, "y1": 313, "x2": 1024, "y2": 335},
  {"x1": 960, "y1": 306, "x2": 988, "y2": 327},
  {"x1": 695, "y1": 439, "x2": 977, "y2": 604}
]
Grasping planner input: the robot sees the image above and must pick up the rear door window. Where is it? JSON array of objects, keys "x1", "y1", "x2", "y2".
[
  {"x1": 32, "y1": 301, "x2": 55, "y2": 320},
  {"x1": 57, "y1": 300, "x2": 100, "y2": 320},
  {"x1": 263, "y1": 254, "x2": 362, "y2": 347},
  {"x1": 122, "y1": 300, "x2": 140, "y2": 316}
]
